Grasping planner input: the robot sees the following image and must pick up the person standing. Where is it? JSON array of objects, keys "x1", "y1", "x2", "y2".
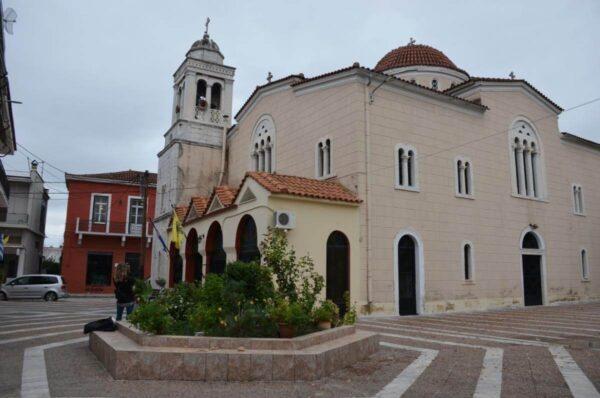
[{"x1": 113, "y1": 263, "x2": 135, "y2": 321}]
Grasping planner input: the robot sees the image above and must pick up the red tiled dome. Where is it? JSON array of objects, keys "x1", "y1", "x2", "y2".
[{"x1": 375, "y1": 44, "x2": 466, "y2": 75}]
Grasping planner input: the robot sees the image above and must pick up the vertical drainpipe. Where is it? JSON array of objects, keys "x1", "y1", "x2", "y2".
[{"x1": 364, "y1": 72, "x2": 373, "y2": 311}]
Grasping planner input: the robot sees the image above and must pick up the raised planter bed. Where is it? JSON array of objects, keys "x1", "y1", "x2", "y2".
[{"x1": 89, "y1": 321, "x2": 379, "y2": 382}]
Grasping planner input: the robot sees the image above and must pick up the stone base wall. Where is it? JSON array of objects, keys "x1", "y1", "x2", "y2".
[{"x1": 89, "y1": 325, "x2": 379, "y2": 382}]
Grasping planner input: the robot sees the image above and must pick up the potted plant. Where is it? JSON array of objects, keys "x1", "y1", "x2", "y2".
[
  {"x1": 270, "y1": 299, "x2": 295, "y2": 338},
  {"x1": 313, "y1": 300, "x2": 339, "y2": 330}
]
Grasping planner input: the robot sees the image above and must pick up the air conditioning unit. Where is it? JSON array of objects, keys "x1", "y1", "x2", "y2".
[{"x1": 274, "y1": 211, "x2": 295, "y2": 229}]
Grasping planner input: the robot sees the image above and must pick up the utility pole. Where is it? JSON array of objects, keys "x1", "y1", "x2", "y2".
[{"x1": 139, "y1": 170, "x2": 149, "y2": 278}]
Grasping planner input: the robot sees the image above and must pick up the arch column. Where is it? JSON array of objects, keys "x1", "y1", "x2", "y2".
[
  {"x1": 401, "y1": 155, "x2": 409, "y2": 186},
  {"x1": 323, "y1": 143, "x2": 330, "y2": 175},
  {"x1": 524, "y1": 146, "x2": 534, "y2": 196},
  {"x1": 515, "y1": 144, "x2": 526, "y2": 194}
]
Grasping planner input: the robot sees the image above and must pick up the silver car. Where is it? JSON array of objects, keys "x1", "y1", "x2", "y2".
[{"x1": 0, "y1": 274, "x2": 68, "y2": 301}]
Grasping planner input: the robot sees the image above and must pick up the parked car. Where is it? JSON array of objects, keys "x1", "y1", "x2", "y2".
[{"x1": 0, "y1": 274, "x2": 68, "y2": 301}]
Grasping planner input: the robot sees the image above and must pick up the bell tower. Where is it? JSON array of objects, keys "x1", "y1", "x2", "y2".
[{"x1": 152, "y1": 19, "x2": 235, "y2": 283}]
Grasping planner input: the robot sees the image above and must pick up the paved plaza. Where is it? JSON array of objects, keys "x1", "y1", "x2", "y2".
[{"x1": 0, "y1": 298, "x2": 599, "y2": 397}]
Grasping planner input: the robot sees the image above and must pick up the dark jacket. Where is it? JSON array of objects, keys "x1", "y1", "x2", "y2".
[{"x1": 114, "y1": 276, "x2": 135, "y2": 304}]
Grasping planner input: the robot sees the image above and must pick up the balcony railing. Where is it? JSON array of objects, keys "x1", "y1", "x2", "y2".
[
  {"x1": 195, "y1": 107, "x2": 222, "y2": 124},
  {"x1": 75, "y1": 217, "x2": 152, "y2": 246}
]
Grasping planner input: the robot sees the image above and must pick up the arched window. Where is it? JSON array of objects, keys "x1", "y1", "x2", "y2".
[
  {"x1": 251, "y1": 115, "x2": 276, "y2": 172},
  {"x1": 463, "y1": 243, "x2": 473, "y2": 281},
  {"x1": 236, "y1": 215, "x2": 260, "y2": 263},
  {"x1": 431, "y1": 79, "x2": 438, "y2": 90},
  {"x1": 210, "y1": 83, "x2": 222, "y2": 110},
  {"x1": 522, "y1": 232, "x2": 539, "y2": 249},
  {"x1": 572, "y1": 184, "x2": 585, "y2": 215},
  {"x1": 206, "y1": 222, "x2": 226, "y2": 275},
  {"x1": 509, "y1": 120, "x2": 544, "y2": 199},
  {"x1": 196, "y1": 79, "x2": 207, "y2": 107},
  {"x1": 455, "y1": 157, "x2": 473, "y2": 197},
  {"x1": 315, "y1": 137, "x2": 332, "y2": 178},
  {"x1": 581, "y1": 249, "x2": 589, "y2": 280},
  {"x1": 395, "y1": 144, "x2": 418, "y2": 190}
]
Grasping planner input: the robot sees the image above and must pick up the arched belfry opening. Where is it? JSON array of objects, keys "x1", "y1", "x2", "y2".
[
  {"x1": 326, "y1": 231, "x2": 350, "y2": 316},
  {"x1": 521, "y1": 230, "x2": 545, "y2": 306},
  {"x1": 185, "y1": 228, "x2": 203, "y2": 283},
  {"x1": 206, "y1": 222, "x2": 226, "y2": 275},
  {"x1": 211, "y1": 83, "x2": 222, "y2": 110},
  {"x1": 236, "y1": 215, "x2": 260, "y2": 263}
]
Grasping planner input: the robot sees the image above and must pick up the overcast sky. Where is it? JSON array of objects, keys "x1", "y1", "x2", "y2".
[{"x1": 3, "y1": 0, "x2": 599, "y2": 247}]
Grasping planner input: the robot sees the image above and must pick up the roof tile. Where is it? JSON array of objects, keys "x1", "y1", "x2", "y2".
[{"x1": 243, "y1": 172, "x2": 361, "y2": 204}]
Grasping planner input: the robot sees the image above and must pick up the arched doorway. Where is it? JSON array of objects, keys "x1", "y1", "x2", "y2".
[
  {"x1": 396, "y1": 234, "x2": 418, "y2": 315},
  {"x1": 326, "y1": 231, "x2": 350, "y2": 317},
  {"x1": 185, "y1": 228, "x2": 203, "y2": 283},
  {"x1": 521, "y1": 230, "x2": 544, "y2": 306},
  {"x1": 236, "y1": 215, "x2": 261, "y2": 263},
  {"x1": 206, "y1": 222, "x2": 226, "y2": 275},
  {"x1": 169, "y1": 242, "x2": 183, "y2": 287}
]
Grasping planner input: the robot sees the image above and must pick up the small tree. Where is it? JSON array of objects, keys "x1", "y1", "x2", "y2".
[{"x1": 261, "y1": 228, "x2": 324, "y2": 311}]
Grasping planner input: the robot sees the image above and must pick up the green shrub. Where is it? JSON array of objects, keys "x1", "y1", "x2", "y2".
[
  {"x1": 342, "y1": 291, "x2": 357, "y2": 325},
  {"x1": 133, "y1": 279, "x2": 153, "y2": 304},
  {"x1": 190, "y1": 262, "x2": 278, "y2": 337},
  {"x1": 128, "y1": 301, "x2": 173, "y2": 335},
  {"x1": 313, "y1": 300, "x2": 339, "y2": 323}
]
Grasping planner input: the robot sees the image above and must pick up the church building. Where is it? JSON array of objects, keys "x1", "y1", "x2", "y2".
[{"x1": 151, "y1": 25, "x2": 599, "y2": 315}]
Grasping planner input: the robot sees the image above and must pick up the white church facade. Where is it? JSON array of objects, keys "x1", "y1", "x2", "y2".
[{"x1": 151, "y1": 26, "x2": 599, "y2": 315}]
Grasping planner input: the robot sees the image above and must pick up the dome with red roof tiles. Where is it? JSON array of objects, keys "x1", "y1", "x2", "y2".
[{"x1": 375, "y1": 43, "x2": 466, "y2": 74}]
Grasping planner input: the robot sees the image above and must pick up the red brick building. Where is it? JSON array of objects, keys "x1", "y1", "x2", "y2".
[{"x1": 61, "y1": 171, "x2": 156, "y2": 294}]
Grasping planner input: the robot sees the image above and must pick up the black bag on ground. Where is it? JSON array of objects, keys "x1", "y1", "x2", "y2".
[{"x1": 83, "y1": 317, "x2": 117, "y2": 334}]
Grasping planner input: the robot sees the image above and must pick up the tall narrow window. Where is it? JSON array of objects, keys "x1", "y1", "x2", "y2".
[
  {"x1": 509, "y1": 121, "x2": 544, "y2": 199},
  {"x1": 581, "y1": 249, "x2": 589, "y2": 280},
  {"x1": 463, "y1": 243, "x2": 473, "y2": 281},
  {"x1": 456, "y1": 160, "x2": 462, "y2": 193},
  {"x1": 573, "y1": 184, "x2": 584, "y2": 215},
  {"x1": 398, "y1": 148, "x2": 405, "y2": 186},
  {"x1": 464, "y1": 162, "x2": 471, "y2": 194},
  {"x1": 407, "y1": 150, "x2": 414, "y2": 186},
  {"x1": 251, "y1": 116, "x2": 275, "y2": 173},
  {"x1": 128, "y1": 197, "x2": 143, "y2": 235},
  {"x1": 91, "y1": 195, "x2": 109, "y2": 224},
  {"x1": 316, "y1": 138, "x2": 333, "y2": 178},
  {"x1": 395, "y1": 144, "x2": 418, "y2": 190},
  {"x1": 455, "y1": 157, "x2": 473, "y2": 197},
  {"x1": 211, "y1": 83, "x2": 222, "y2": 110}
]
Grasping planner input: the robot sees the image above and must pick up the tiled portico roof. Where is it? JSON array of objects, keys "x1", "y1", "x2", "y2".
[
  {"x1": 183, "y1": 196, "x2": 209, "y2": 223},
  {"x1": 214, "y1": 186, "x2": 238, "y2": 207},
  {"x1": 174, "y1": 205, "x2": 188, "y2": 221},
  {"x1": 243, "y1": 172, "x2": 362, "y2": 204}
]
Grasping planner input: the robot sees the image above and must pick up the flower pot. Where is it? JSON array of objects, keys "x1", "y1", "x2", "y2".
[
  {"x1": 278, "y1": 323, "x2": 295, "y2": 338},
  {"x1": 317, "y1": 320, "x2": 332, "y2": 330}
]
